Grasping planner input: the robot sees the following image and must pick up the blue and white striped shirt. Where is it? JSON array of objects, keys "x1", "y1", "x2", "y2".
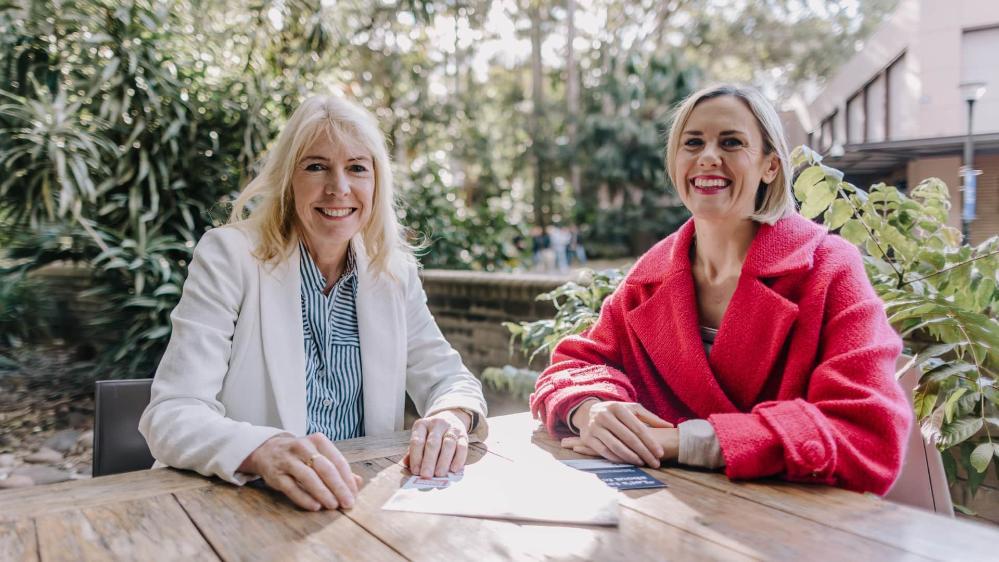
[{"x1": 300, "y1": 242, "x2": 364, "y2": 440}]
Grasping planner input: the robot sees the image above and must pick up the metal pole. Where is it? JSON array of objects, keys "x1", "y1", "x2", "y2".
[{"x1": 961, "y1": 99, "x2": 977, "y2": 243}]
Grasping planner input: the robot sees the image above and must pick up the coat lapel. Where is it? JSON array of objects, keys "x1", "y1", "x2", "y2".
[
  {"x1": 258, "y1": 243, "x2": 307, "y2": 435},
  {"x1": 624, "y1": 215, "x2": 825, "y2": 415},
  {"x1": 708, "y1": 276, "x2": 799, "y2": 410},
  {"x1": 353, "y1": 238, "x2": 405, "y2": 436},
  {"x1": 704, "y1": 214, "x2": 825, "y2": 409},
  {"x1": 626, "y1": 271, "x2": 740, "y2": 417},
  {"x1": 625, "y1": 221, "x2": 740, "y2": 417}
]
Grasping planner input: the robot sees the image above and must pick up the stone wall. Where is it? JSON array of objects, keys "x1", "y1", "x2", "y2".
[
  {"x1": 418, "y1": 270, "x2": 565, "y2": 376},
  {"x1": 31, "y1": 265, "x2": 566, "y2": 376}
]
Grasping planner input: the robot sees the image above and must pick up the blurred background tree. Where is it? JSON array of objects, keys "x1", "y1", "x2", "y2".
[{"x1": 0, "y1": 0, "x2": 896, "y2": 375}]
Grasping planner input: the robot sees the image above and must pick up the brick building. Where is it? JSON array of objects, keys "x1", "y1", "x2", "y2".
[{"x1": 786, "y1": 0, "x2": 999, "y2": 244}]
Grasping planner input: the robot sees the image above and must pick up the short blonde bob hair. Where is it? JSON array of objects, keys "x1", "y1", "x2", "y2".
[
  {"x1": 229, "y1": 94, "x2": 413, "y2": 278},
  {"x1": 665, "y1": 84, "x2": 796, "y2": 224}
]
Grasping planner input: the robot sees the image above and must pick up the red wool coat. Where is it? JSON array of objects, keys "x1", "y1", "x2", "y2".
[{"x1": 530, "y1": 214, "x2": 912, "y2": 494}]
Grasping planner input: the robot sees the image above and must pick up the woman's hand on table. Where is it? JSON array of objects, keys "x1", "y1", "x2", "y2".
[
  {"x1": 563, "y1": 427, "x2": 680, "y2": 465},
  {"x1": 404, "y1": 409, "x2": 472, "y2": 478},
  {"x1": 238, "y1": 433, "x2": 363, "y2": 512},
  {"x1": 561, "y1": 399, "x2": 674, "y2": 467}
]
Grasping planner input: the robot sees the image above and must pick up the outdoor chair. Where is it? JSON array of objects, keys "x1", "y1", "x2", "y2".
[
  {"x1": 92, "y1": 378, "x2": 155, "y2": 477},
  {"x1": 884, "y1": 356, "x2": 954, "y2": 516}
]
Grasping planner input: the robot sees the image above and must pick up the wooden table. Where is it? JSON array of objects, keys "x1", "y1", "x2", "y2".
[{"x1": 2, "y1": 413, "x2": 997, "y2": 561}]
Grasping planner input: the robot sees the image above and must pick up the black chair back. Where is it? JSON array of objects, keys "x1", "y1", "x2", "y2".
[{"x1": 93, "y1": 379, "x2": 155, "y2": 477}]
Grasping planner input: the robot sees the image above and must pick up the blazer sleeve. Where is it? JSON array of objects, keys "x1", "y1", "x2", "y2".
[
  {"x1": 138, "y1": 228, "x2": 289, "y2": 485},
  {"x1": 708, "y1": 242, "x2": 912, "y2": 494},
  {"x1": 401, "y1": 264, "x2": 489, "y2": 439},
  {"x1": 530, "y1": 284, "x2": 638, "y2": 438}
]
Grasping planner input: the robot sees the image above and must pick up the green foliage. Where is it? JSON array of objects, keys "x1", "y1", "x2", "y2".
[
  {"x1": 0, "y1": 273, "x2": 53, "y2": 349},
  {"x1": 0, "y1": 0, "x2": 273, "y2": 377},
  {"x1": 504, "y1": 268, "x2": 625, "y2": 366},
  {"x1": 569, "y1": 51, "x2": 696, "y2": 256},
  {"x1": 400, "y1": 155, "x2": 524, "y2": 271},
  {"x1": 793, "y1": 146, "x2": 999, "y2": 497},
  {"x1": 0, "y1": 0, "x2": 530, "y2": 378},
  {"x1": 480, "y1": 365, "x2": 539, "y2": 402},
  {"x1": 1, "y1": 222, "x2": 92, "y2": 353}
]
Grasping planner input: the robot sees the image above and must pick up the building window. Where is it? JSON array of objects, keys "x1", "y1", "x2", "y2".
[
  {"x1": 845, "y1": 51, "x2": 906, "y2": 144},
  {"x1": 847, "y1": 92, "x2": 864, "y2": 144},
  {"x1": 962, "y1": 26, "x2": 999, "y2": 135},
  {"x1": 867, "y1": 74, "x2": 886, "y2": 142},
  {"x1": 820, "y1": 111, "x2": 837, "y2": 153},
  {"x1": 886, "y1": 54, "x2": 907, "y2": 140}
]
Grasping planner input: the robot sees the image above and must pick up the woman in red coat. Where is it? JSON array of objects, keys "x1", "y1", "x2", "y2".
[{"x1": 530, "y1": 84, "x2": 912, "y2": 494}]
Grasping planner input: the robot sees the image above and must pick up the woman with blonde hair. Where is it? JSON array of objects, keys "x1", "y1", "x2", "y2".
[
  {"x1": 141, "y1": 94, "x2": 486, "y2": 511},
  {"x1": 531, "y1": 84, "x2": 911, "y2": 494}
]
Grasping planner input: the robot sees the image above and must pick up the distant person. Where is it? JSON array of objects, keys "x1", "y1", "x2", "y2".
[
  {"x1": 567, "y1": 225, "x2": 587, "y2": 266},
  {"x1": 530, "y1": 225, "x2": 550, "y2": 271},
  {"x1": 531, "y1": 84, "x2": 911, "y2": 494},
  {"x1": 549, "y1": 224, "x2": 571, "y2": 273},
  {"x1": 141, "y1": 94, "x2": 486, "y2": 512}
]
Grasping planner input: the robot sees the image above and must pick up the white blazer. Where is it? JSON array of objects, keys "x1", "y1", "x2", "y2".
[{"x1": 139, "y1": 225, "x2": 487, "y2": 484}]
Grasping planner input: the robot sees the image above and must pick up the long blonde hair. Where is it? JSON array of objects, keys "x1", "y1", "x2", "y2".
[
  {"x1": 665, "y1": 84, "x2": 796, "y2": 224},
  {"x1": 229, "y1": 94, "x2": 413, "y2": 278}
]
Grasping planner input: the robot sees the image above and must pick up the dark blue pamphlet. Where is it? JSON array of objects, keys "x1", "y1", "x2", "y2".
[{"x1": 562, "y1": 459, "x2": 667, "y2": 490}]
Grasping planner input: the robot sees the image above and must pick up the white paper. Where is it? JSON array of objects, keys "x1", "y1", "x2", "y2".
[{"x1": 381, "y1": 453, "x2": 619, "y2": 526}]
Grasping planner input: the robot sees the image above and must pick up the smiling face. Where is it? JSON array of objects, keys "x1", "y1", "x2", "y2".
[
  {"x1": 291, "y1": 129, "x2": 375, "y2": 257},
  {"x1": 672, "y1": 95, "x2": 780, "y2": 223}
]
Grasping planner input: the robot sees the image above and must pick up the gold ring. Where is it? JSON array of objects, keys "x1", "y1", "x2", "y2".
[
  {"x1": 304, "y1": 453, "x2": 322, "y2": 468},
  {"x1": 443, "y1": 432, "x2": 459, "y2": 442}
]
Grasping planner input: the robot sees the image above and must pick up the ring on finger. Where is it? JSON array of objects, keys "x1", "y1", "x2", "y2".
[{"x1": 303, "y1": 452, "x2": 322, "y2": 468}]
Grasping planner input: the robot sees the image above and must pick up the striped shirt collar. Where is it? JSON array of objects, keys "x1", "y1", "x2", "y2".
[{"x1": 299, "y1": 241, "x2": 357, "y2": 295}]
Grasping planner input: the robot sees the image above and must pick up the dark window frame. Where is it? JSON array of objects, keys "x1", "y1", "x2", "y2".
[{"x1": 845, "y1": 51, "x2": 906, "y2": 145}]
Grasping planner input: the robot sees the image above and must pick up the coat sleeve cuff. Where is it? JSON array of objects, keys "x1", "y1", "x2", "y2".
[
  {"x1": 216, "y1": 426, "x2": 293, "y2": 485},
  {"x1": 532, "y1": 382, "x2": 631, "y2": 438},
  {"x1": 708, "y1": 411, "x2": 784, "y2": 480},
  {"x1": 755, "y1": 399, "x2": 838, "y2": 483},
  {"x1": 530, "y1": 364, "x2": 635, "y2": 437}
]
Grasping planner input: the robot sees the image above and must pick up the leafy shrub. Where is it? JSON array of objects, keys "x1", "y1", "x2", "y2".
[
  {"x1": 480, "y1": 366, "x2": 539, "y2": 402},
  {"x1": 0, "y1": 1, "x2": 276, "y2": 377},
  {"x1": 793, "y1": 147, "x2": 998, "y2": 502},
  {"x1": 0, "y1": 274, "x2": 53, "y2": 349},
  {"x1": 504, "y1": 268, "x2": 625, "y2": 366},
  {"x1": 401, "y1": 155, "x2": 525, "y2": 271},
  {"x1": 0, "y1": 1, "x2": 527, "y2": 379}
]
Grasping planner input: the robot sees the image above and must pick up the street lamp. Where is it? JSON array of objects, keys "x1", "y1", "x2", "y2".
[{"x1": 959, "y1": 81, "x2": 987, "y2": 242}]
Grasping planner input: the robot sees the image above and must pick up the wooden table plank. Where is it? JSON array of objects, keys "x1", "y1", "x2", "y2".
[
  {"x1": 174, "y1": 476, "x2": 403, "y2": 562},
  {"x1": 33, "y1": 493, "x2": 217, "y2": 561},
  {"x1": 0, "y1": 518, "x2": 38, "y2": 562},
  {"x1": 668, "y1": 468, "x2": 999, "y2": 562},
  {"x1": 0, "y1": 469, "x2": 211, "y2": 521},
  {"x1": 480, "y1": 413, "x2": 999, "y2": 562},
  {"x1": 341, "y1": 450, "x2": 751, "y2": 561},
  {"x1": 468, "y1": 442, "x2": 929, "y2": 561}
]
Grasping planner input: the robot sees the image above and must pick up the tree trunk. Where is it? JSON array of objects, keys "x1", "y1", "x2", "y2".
[
  {"x1": 530, "y1": 1, "x2": 546, "y2": 227},
  {"x1": 566, "y1": 0, "x2": 581, "y2": 206}
]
